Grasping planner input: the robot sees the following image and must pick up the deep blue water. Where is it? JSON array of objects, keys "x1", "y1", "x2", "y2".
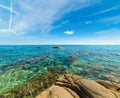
[{"x1": 0, "y1": 45, "x2": 120, "y2": 94}]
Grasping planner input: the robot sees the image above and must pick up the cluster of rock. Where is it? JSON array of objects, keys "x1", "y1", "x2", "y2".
[{"x1": 36, "y1": 74, "x2": 120, "y2": 98}]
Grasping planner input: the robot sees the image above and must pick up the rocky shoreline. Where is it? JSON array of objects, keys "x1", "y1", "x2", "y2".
[
  {"x1": 36, "y1": 74, "x2": 120, "y2": 98},
  {"x1": 1, "y1": 66, "x2": 120, "y2": 98}
]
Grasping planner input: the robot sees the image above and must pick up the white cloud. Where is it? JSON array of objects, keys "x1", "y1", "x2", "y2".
[
  {"x1": 12, "y1": 0, "x2": 101, "y2": 34},
  {"x1": 0, "y1": 29, "x2": 14, "y2": 33},
  {"x1": 90, "y1": 28, "x2": 120, "y2": 44},
  {"x1": 0, "y1": 0, "x2": 19, "y2": 37},
  {"x1": 9, "y1": 0, "x2": 13, "y2": 29},
  {"x1": 85, "y1": 21, "x2": 92, "y2": 24},
  {"x1": 0, "y1": 19, "x2": 2, "y2": 23},
  {"x1": 92, "y1": 5, "x2": 120, "y2": 16},
  {"x1": 0, "y1": 29, "x2": 15, "y2": 38},
  {"x1": 0, "y1": 0, "x2": 101, "y2": 39},
  {"x1": 61, "y1": 20, "x2": 69, "y2": 25},
  {"x1": 43, "y1": 20, "x2": 69, "y2": 34},
  {"x1": 64, "y1": 30, "x2": 74, "y2": 35},
  {"x1": 0, "y1": 3, "x2": 19, "y2": 14},
  {"x1": 98, "y1": 15, "x2": 120, "y2": 24},
  {"x1": 95, "y1": 28, "x2": 118, "y2": 34}
]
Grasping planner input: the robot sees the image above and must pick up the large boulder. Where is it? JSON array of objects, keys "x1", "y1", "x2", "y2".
[
  {"x1": 36, "y1": 74, "x2": 120, "y2": 98},
  {"x1": 36, "y1": 85, "x2": 79, "y2": 98}
]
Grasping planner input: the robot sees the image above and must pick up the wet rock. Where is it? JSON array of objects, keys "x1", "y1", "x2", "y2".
[{"x1": 37, "y1": 74, "x2": 120, "y2": 98}]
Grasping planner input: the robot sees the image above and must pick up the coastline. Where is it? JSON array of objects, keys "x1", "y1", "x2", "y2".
[{"x1": 1, "y1": 69, "x2": 120, "y2": 98}]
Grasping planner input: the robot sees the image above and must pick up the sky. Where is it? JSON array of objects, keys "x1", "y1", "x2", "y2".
[{"x1": 0, "y1": 0, "x2": 120, "y2": 45}]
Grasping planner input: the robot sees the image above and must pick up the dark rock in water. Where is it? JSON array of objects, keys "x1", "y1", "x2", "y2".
[
  {"x1": 52, "y1": 46, "x2": 62, "y2": 49},
  {"x1": 37, "y1": 46, "x2": 41, "y2": 49},
  {"x1": 36, "y1": 74, "x2": 120, "y2": 98}
]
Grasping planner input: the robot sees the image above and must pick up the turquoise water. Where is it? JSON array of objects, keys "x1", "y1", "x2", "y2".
[{"x1": 0, "y1": 45, "x2": 120, "y2": 94}]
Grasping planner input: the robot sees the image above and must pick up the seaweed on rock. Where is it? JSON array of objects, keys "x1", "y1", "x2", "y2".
[{"x1": 0, "y1": 67, "x2": 66, "y2": 98}]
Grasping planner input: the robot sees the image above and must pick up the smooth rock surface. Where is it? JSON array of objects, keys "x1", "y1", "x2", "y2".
[
  {"x1": 36, "y1": 85, "x2": 79, "y2": 98},
  {"x1": 36, "y1": 74, "x2": 120, "y2": 98}
]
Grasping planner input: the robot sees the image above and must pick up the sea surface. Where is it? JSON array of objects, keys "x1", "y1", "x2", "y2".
[{"x1": 0, "y1": 45, "x2": 120, "y2": 94}]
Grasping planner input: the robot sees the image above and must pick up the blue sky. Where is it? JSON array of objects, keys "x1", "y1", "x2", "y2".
[{"x1": 0, "y1": 0, "x2": 120, "y2": 45}]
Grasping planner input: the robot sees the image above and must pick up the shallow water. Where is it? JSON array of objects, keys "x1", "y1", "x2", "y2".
[{"x1": 0, "y1": 45, "x2": 120, "y2": 94}]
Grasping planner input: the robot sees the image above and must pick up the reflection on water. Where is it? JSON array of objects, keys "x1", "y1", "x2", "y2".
[{"x1": 0, "y1": 45, "x2": 120, "y2": 96}]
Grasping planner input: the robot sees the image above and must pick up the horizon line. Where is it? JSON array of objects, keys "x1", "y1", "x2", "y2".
[{"x1": 0, "y1": 44, "x2": 120, "y2": 46}]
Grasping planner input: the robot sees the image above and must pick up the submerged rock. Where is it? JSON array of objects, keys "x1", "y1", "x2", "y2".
[
  {"x1": 66, "y1": 54, "x2": 80, "y2": 64},
  {"x1": 0, "y1": 67, "x2": 66, "y2": 98},
  {"x1": 82, "y1": 52, "x2": 92, "y2": 56},
  {"x1": 37, "y1": 74, "x2": 120, "y2": 98},
  {"x1": 115, "y1": 53, "x2": 120, "y2": 56}
]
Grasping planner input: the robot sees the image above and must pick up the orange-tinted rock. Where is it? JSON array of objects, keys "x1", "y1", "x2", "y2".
[
  {"x1": 36, "y1": 85, "x2": 79, "y2": 98},
  {"x1": 36, "y1": 74, "x2": 120, "y2": 98}
]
